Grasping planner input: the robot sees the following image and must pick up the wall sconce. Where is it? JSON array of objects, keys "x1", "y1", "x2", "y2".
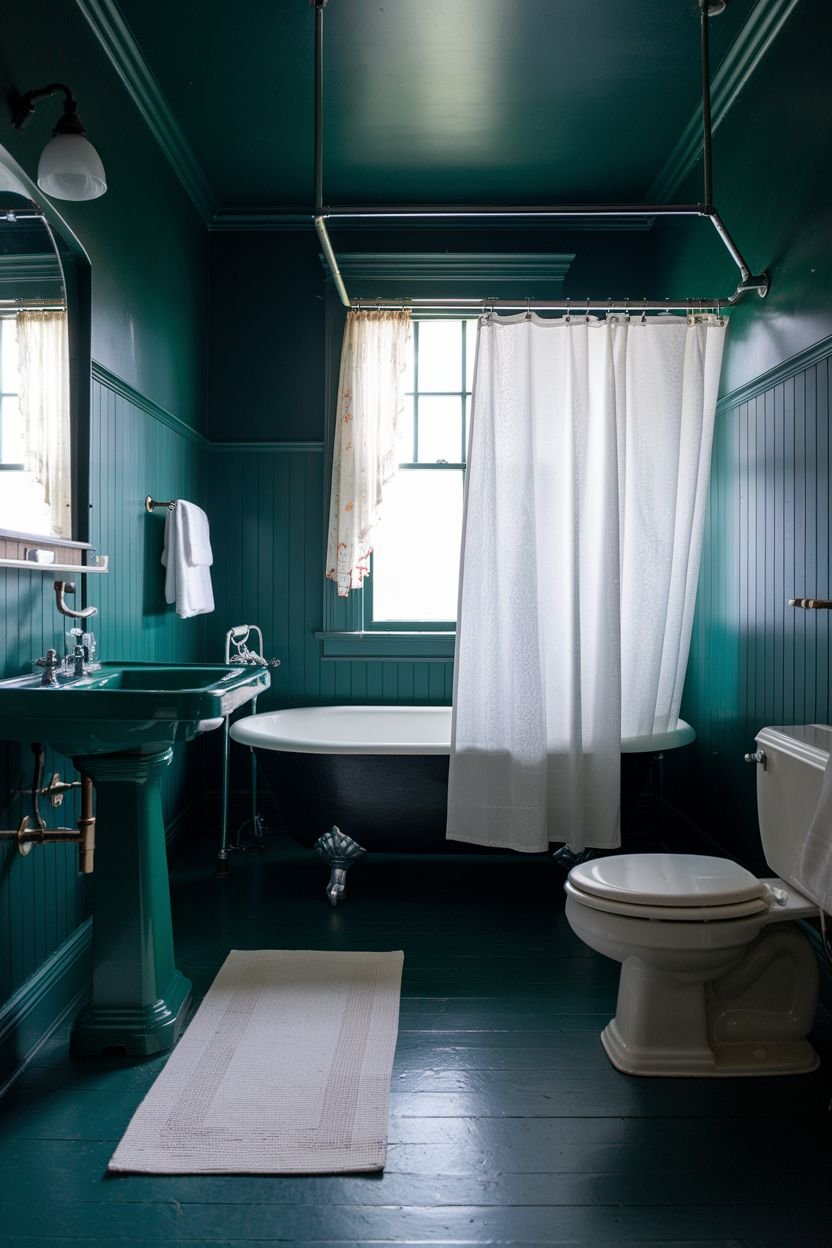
[{"x1": 10, "y1": 83, "x2": 107, "y2": 202}]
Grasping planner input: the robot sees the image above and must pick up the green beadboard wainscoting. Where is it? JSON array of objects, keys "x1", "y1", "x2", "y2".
[
  {"x1": 668, "y1": 339, "x2": 832, "y2": 874},
  {"x1": 205, "y1": 445, "x2": 455, "y2": 707}
]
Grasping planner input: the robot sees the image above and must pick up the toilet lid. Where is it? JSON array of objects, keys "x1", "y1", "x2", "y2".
[{"x1": 568, "y1": 853, "x2": 766, "y2": 909}]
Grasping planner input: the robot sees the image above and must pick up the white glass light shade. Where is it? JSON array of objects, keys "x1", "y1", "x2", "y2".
[{"x1": 37, "y1": 133, "x2": 107, "y2": 201}]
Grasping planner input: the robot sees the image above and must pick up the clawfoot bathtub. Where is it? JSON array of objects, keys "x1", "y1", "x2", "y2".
[{"x1": 230, "y1": 707, "x2": 695, "y2": 904}]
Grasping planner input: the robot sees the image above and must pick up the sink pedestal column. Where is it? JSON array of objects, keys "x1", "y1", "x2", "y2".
[{"x1": 70, "y1": 746, "x2": 192, "y2": 1056}]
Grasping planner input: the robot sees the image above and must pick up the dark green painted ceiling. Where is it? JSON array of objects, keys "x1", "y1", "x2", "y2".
[{"x1": 115, "y1": 0, "x2": 753, "y2": 208}]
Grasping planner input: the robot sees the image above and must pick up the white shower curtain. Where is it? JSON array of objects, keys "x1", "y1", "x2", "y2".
[
  {"x1": 326, "y1": 309, "x2": 412, "y2": 597},
  {"x1": 447, "y1": 312, "x2": 726, "y2": 854}
]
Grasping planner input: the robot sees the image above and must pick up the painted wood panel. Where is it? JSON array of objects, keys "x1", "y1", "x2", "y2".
[
  {"x1": 672, "y1": 347, "x2": 831, "y2": 870},
  {"x1": 0, "y1": 371, "x2": 207, "y2": 1030},
  {"x1": 206, "y1": 446, "x2": 454, "y2": 709}
]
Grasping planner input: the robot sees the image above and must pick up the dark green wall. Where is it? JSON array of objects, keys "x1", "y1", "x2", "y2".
[
  {"x1": 657, "y1": 0, "x2": 832, "y2": 867},
  {"x1": 0, "y1": 2, "x2": 208, "y2": 429},
  {"x1": 205, "y1": 225, "x2": 653, "y2": 720},
  {"x1": 0, "y1": 4, "x2": 209, "y2": 1080},
  {"x1": 652, "y1": 0, "x2": 832, "y2": 397}
]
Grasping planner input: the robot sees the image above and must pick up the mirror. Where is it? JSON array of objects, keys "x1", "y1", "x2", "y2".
[{"x1": 0, "y1": 156, "x2": 84, "y2": 542}]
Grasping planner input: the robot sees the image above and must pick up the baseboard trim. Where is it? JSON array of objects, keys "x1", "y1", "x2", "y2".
[{"x1": 0, "y1": 918, "x2": 92, "y2": 1095}]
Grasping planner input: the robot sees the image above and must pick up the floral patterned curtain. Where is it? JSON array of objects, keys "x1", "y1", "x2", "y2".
[{"x1": 326, "y1": 309, "x2": 412, "y2": 598}]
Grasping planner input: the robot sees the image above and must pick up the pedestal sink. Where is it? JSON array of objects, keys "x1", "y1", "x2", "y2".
[{"x1": 0, "y1": 662, "x2": 270, "y2": 1056}]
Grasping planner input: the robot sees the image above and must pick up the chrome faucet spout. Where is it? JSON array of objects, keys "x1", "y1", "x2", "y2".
[{"x1": 54, "y1": 580, "x2": 98, "y2": 620}]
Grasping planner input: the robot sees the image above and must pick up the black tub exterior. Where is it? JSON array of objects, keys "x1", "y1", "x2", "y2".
[{"x1": 253, "y1": 746, "x2": 656, "y2": 853}]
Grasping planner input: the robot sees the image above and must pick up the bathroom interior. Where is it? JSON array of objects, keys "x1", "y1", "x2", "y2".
[{"x1": 0, "y1": 0, "x2": 831, "y2": 1241}]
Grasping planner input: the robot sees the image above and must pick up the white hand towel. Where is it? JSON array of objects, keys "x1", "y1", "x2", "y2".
[
  {"x1": 797, "y1": 755, "x2": 832, "y2": 912},
  {"x1": 161, "y1": 500, "x2": 215, "y2": 619},
  {"x1": 179, "y1": 500, "x2": 213, "y2": 567}
]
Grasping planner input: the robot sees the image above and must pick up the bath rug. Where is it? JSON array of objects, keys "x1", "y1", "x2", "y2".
[{"x1": 108, "y1": 948, "x2": 404, "y2": 1174}]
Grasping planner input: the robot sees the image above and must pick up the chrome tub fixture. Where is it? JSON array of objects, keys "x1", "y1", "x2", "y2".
[{"x1": 314, "y1": 826, "x2": 367, "y2": 907}]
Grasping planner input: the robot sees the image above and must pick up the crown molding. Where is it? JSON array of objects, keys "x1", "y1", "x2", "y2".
[
  {"x1": 335, "y1": 252, "x2": 575, "y2": 287},
  {"x1": 0, "y1": 253, "x2": 63, "y2": 285},
  {"x1": 648, "y1": 0, "x2": 800, "y2": 204},
  {"x1": 74, "y1": 0, "x2": 216, "y2": 223},
  {"x1": 210, "y1": 211, "x2": 314, "y2": 233},
  {"x1": 210, "y1": 209, "x2": 654, "y2": 234}
]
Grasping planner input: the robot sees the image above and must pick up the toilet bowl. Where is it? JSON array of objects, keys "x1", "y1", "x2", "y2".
[{"x1": 564, "y1": 724, "x2": 831, "y2": 1077}]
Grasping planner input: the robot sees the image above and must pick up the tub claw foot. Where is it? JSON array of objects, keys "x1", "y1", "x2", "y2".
[{"x1": 314, "y1": 827, "x2": 367, "y2": 906}]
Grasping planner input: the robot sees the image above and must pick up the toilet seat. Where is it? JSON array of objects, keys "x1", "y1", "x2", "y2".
[
  {"x1": 566, "y1": 853, "x2": 772, "y2": 922},
  {"x1": 564, "y1": 877, "x2": 771, "y2": 921}
]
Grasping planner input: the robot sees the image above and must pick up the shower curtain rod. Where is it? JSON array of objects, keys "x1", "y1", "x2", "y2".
[
  {"x1": 0, "y1": 302, "x2": 65, "y2": 313},
  {"x1": 348, "y1": 299, "x2": 726, "y2": 315},
  {"x1": 310, "y1": 0, "x2": 769, "y2": 312}
]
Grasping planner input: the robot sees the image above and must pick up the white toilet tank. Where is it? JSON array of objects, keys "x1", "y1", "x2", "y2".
[{"x1": 756, "y1": 724, "x2": 831, "y2": 894}]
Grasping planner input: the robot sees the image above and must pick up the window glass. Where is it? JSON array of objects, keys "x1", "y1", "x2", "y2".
[
  {"x1": 371, "y1": 469, "x2": 464, "y2": 622},
  {"x1": 417, "y1": 395, "x2": 464, "y2": 463},
  {"x1": 367, "y1": 318, "x2": 474, "y2": 627},
  {"x1": 416, "y1": 321, "x2": 462, "y2": 392},
  {"x1": 0, "y1": 320, "x2": 21, "y2": 463}
]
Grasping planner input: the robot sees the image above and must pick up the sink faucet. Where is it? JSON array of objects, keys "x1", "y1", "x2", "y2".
[{"x1": 35, "y1": 649, "x2": 60, "y2": 686}]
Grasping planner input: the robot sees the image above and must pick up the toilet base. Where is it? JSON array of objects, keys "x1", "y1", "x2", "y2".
[{"x1": 602, "y1": 1020, "x2": 819, "y2": 1077}]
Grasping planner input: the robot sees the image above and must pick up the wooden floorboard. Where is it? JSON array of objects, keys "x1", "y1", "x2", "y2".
[{"x1": 1, "y1": 837, "x2": 831, "y2": 1246}]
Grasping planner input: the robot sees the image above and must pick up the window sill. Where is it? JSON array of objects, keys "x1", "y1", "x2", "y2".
[{"x1": 316, "y1": 630, "x2": 455, "y2": 661}]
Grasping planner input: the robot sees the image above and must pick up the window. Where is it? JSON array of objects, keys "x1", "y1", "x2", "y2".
[
  {"x1": 0, "y1": 317, "x2": 50, "y2": 535},
  {"x1": 367, "y1": 318, "x2": 475, "y2": 628},
  {"x1": 0, "y1": 317, "x2": 23, "y2": 467}
]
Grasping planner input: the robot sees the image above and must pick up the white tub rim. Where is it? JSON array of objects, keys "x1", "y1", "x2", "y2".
[{"x1": 230, "y1": 705, "x2": 695, "y2": 756}]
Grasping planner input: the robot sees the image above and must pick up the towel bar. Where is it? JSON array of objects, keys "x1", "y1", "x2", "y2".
[
  {"x1": 145, "y1": 495, "x2": 176, "y2": 513},
  {"x1": 789, "y1": 598, "x2": 832, "y2": 610}
]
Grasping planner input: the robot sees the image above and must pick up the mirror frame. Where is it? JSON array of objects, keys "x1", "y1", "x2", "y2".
[{"x1": 0, "y1": 140, "x2": 91, "y2": 545}]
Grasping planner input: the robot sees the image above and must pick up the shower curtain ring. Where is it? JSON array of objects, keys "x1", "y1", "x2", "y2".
[
  {"x1": 640, "y1": 298, "x2": 647, "y2": 325},
  {"x1": 525, "y1": 299, "x2": 532, "y2": 321},
  {"x1": 585, "y1": 297, "x2": 591, "y2": 324}
]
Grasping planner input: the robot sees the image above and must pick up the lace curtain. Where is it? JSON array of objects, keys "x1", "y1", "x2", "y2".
[
  {"x1": 17, "y1": 309, "x2": 71, "y2": 537},
  {"x1": 326, "y1": 309, "x2": 412, "y2": 597},
  {"x1": 447, "y1": 312, "x2": 727, "y2": 854}
]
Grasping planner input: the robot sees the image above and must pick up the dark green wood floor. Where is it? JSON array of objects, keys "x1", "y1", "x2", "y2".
[{"x1": 2, "y1": 838, "x2": 832, "y2": 1247}]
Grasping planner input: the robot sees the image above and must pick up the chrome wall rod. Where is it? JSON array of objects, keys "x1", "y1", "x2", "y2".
[
  {"x1": 310, "y1": 0, "x2": 769, "y2": 309},
  {"x1": 700, "y1": 0, "x2": 714, "y2": 208},
  {"x1": 313, "y1": 0, "x2": 325, "y2": 214},
  {"x1": 325, "y1": 203, "x2": 707, "y2": 220},
  {"x1": 315, "y1": 215, "x2": 349, "y2": 306}
]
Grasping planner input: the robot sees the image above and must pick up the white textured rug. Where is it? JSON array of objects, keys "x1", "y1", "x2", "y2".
[{"x1": 109, "y1": 949, "x2": 404, "y2": 1174}]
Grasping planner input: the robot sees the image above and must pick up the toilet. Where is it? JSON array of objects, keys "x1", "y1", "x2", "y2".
[{"x1": 564, "y1": 724, "x2": 831, "y2": 1077}]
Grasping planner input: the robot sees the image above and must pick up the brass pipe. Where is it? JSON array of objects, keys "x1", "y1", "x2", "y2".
[
  {"x1": 77, "y1": 774, "x2": 95, "y2": 874},
  {"x1": 0, "y1": 758, "x2": 95, "y2": 873}
]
